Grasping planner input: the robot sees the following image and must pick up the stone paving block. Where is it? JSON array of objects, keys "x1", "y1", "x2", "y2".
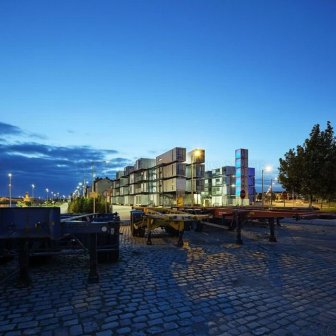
[
  {"x1": 4, "y1": 331, "x2": 21, "y2": 336},
  {"x1": 63, "y1": 318, "x2": 79, "y2": 327},
  {"x1": 133, "y1": 315, "x2": 148, "y2": 323},
  {"x1": 53, "y1": 327, "x2": 70, "y2": 336},
  {"x1": 0, "y1": 323, "x2": 16, "y2": 335},
  {"x1": 147, "y1": 325, "x2": 165, "y2": 334},
  {"x1": 119, "y1": 318, "x2": 133, "y2": 327},
  {"x1": 252, "y1": 327, "x2": 270, "y2": 335},
  {"x1": 163, "y1": 314, "x2": 179, "y2": 322},
  {"x1": 101, "y1": 321, "x2": 119, "y2": 330},
  {"x1": 18, "y1": 321, "x2": 38, "y2": 329},
  {"x1": 178, "y1": 311, "x2": 193, "y2": 319},
  {"x1": 96, "y1": 331, "x2": 113, "y2": 336},
  {"x1": 83, "y1": 321, "x2": 98, "y2": 333},
  {"x1": 69, "y1": 324, "x2": 83, "y2": 336}
]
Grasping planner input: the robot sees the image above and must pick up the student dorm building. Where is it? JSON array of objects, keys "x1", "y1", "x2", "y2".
[{"x1": 106, "y1": 147, "x2": 255, "y2": 207}]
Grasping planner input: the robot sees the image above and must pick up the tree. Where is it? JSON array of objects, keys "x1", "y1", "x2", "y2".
[
  {"x1": 278, "y1": 121, "x2": 336, "y2": 206},
  {"x1": 317, "y1": 122, "x2": 336, "y2": 203},
  {"x1": 68, "y1": 196, "x2": 109, "y2": 213},
  {"x1": 279, "y1": 146, "x2": 305, "y2": 196}
]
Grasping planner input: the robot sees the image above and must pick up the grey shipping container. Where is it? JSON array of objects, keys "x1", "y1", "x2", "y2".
[
  {"x1": 135, "y1": 158, "x2": 156, "y2": 171},
  {"x1": 156, "y1": 147, "x2": 186, "y2": 165},
  {"x1": 124, "y1": 165, "x2": 134, "y2": 176}
]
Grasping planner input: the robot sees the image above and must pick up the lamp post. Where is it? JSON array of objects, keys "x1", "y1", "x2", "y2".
[
  {"x1": 191, "y1": 161, "x2": 194, "y2": 206},
  {"x1": 31, "y1": 184, "x2": 35, "y2": 202},
  {"x1": 270, "y1": 178, "x2": 277, "y2": 207},
  {"x1": 8, "y1": 173, "x2": 12, "y2": 207},
  {"x1": 105, "y1": 161, "x2": 110, "y2": 213},
  {"x1": 92, "y1": 164, "x2": 96, "y2": 213},
  {"x1": 261, "y1": 166, "x2": 272, "y2": 208},
  {"x1": 45, "y1": 188, "x2": 49, "y2": 202},
  {"x1": 191, "y1": 150, "x2": 201, "y2": 207}
]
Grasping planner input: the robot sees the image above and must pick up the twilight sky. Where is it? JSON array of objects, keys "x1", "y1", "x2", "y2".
[{"x1": 1, "y1": 0, "x2": 335, "y2": 197}]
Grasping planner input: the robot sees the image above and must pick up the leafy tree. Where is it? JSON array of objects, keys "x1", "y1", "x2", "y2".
[
  {"x1": 278, "y1": 121, "x2": 336, "y2": 206},
  {"x1": 68, "y1": 196, "x2": 109, "y2": 213},
  {"x1": 317, "y1": 122, "x2": 336, "y2": 203},
  {"x1": 279, "y1": 146, "x2": 305, "y2": 196}
]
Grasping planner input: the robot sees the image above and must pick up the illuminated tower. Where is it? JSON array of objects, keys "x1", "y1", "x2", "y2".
[{"x1": 235, "y1": 148, "x2": 249, "y2": 205}]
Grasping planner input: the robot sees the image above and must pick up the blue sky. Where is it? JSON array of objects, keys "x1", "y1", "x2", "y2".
[{"x1": 1, "y1": 0, "x2": 335, "y2": 197}]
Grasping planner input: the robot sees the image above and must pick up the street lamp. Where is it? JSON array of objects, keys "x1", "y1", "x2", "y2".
[
  {"x1": 261, "y1": 166, "x2": 272, "y2": 208},
  {"x1": 191, "y1": 150, "x2": 202, "y2": 206},
  {"x1": 45, "y1": 188, "x2": 49, "y2": 202},
  {"x1": 31, "y1": 184, "x2": 35, "y2": 202},
  {"x1": 92, "y1": 164, "x2": 96, "y2": 213},
  {"x1": 270, "y1": 178, "x2": 278, "y2": 207},
  {"x1": 8, "y1": 173, "x2": 12, "y2": 207}
]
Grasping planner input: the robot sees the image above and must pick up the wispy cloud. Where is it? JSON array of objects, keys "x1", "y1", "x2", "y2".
[
  {"x1": 0, "y1": 122, "x2": 132, "y2": 197},
  {"x1": 0, "y1": 122, "x2": 22, "y2": 135},
  {"x1": 0, "y1": 121, "x2": 47, "y2": 140}
]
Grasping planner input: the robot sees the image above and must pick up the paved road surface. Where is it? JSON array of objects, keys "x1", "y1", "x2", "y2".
[{"x1": 0, "y1": 218, "x2": 335, "y2": 335}]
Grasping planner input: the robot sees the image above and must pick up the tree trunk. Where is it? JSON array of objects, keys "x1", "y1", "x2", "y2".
[{"x1": 309, "y1": 195, "x2": 312, "y2": 208}]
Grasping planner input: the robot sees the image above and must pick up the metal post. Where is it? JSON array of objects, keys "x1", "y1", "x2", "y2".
[
  {"x1": 235, "y1": 211, "x2": 243, "y2": 245},
  {"x1": 270, "y1": 179, "x2": 273, "y2": 207},
  {"x1": 261, "y1": 169, "x2": 264, "y2": 208},
  {"x1": 146, "y1": 230, "x2": 152, "y2": 245},
  {"x1": 191, "y1": 161, "x2": 194, "y2": 207},
  {"x1": 8, "y1": 173, "x2": 12, "y2": 207},
  {"x1": 88, "y1": 233, "x2": 99, "y2": 283},
  {"x1": 177, "y1": 221, "x2": 184, "y2": 247},
  {"x1": 92, "y1": 165, "x2": 96, "y2": 213},
  {"x1": 146, "y1": 220, "x2": 152, "y2": 245},
  {"x1": 17, "y1": 239, "x2": 32, "y2": 287},
  {"x1": 268, "y1": 217, "x2": 277, "y2": 242}
]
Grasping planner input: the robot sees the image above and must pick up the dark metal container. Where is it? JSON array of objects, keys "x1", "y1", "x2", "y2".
[{"x1": 0, "y1": 207, "x2": 61, "y2": 240}]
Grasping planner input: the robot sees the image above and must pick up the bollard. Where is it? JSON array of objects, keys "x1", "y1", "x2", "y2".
[
  {"x1": 146, "y1": 230, "x2": 152, "y2": 245},
  {"x1": 228, "y1": 216, "x2": 235, "y2": 231},
  {"x1": 88, "y1": 233, "x2": 99, "y2": 283},
  {"x1": 235, "y1": 212, "x2": 243, "y2": 245},
  {"x1": 177, "y1": 230, "x2": 184, "y2": 247},
  {"x1": 268, "y1": 218, "x2": 277, "y2": 242},
  {"x1": 221, "y1": 214, "x2": 225, "y2": 225},
  {"x1": 17, "y1": 239, "x2": 32, "y2": 287}
]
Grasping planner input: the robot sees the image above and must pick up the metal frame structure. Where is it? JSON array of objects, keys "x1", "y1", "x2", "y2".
[
  {"x1": 0, "y1": 208, "x2": 120, "y2": 287},
  {"x1": 131, "y1": 207, "x2": 209, "y2": 246}
]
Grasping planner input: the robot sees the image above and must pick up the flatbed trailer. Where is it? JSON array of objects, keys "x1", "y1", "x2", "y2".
[
  {"x1": 132, "y1": 206, "x2": 327, "y2": 246},
  {"x1": 131, "y1": 207, "x2": 209, "y2": 246},
  {"x1": 0, "y1": 208, "x2": 120, "y2": 287},
  {"x1": 200, "y1": 206, "x2": 326, "y2": 244}
]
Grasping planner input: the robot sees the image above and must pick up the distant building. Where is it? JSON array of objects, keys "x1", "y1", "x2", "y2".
[
  {"x1": 202, "y1": 163, "x2": 255, "y2": 206},
  {"x1": 111, "y1": 147, "x2": 205, "y2": 206},
  {"x1": 109, "y1": 147, "x2": 255, "y2": 207},
  {"x1": 94, "y1": 178, "x2": 113, "y2": 200}
]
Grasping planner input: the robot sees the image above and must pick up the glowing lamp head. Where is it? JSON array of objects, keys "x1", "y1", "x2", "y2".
[{"x1": 194, "y1": 150, "x2": 201, "y2": 157}]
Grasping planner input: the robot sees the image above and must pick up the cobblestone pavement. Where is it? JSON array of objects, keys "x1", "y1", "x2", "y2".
[{"x1": 0, "y1": 220, "x2": 335, "y2": 336}]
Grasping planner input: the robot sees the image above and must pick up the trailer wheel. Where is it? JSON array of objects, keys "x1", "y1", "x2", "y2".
[
  {"x1": 131, "y1": 221, "x2": 145, "y2": 237},
  {"x1": 131, "y1": 221, "x2": 138, "y2": 236},
  {"x1": 138, "y1": 228, "x2": 145, "y2": 237}
]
